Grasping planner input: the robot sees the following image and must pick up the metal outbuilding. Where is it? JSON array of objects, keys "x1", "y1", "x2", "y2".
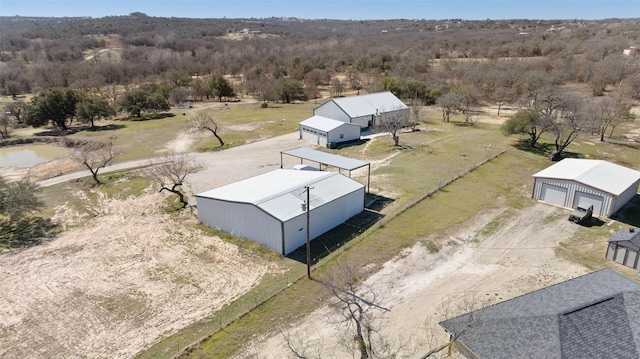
[
  {"x1": 313, "y1": 91, "x2": 408, "y2": 129},
  {"x1": 606, "y1": 228, "x2": 640, "y2": 270},
  {"x1": 299, "y1": 115, "x2": 361, "y2": 147},
  {"x1": 532, "y1": 159, "x2": 640, "y2": 217},
  {"x1": 195, "y1": 169, "x2": 365, "y2": 255}
]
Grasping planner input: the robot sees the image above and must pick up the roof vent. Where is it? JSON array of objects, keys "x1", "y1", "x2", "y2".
[{"x1": 631, "y1": 228, "x2": 636, "y2": 233}]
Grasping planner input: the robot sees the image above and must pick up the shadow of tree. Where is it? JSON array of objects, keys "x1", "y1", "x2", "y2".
[
  {"x1": 0, "y1": 217, "x2": 59, "y2": 249},
  {"x1": 511, "y1": 139, "x2": 583, "y2": 160},
  {"x1": 124, "y1": 113, "x2": 176, "y2": 122}
]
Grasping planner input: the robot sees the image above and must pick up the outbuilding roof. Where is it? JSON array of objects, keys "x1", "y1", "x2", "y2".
[
  {"x1": 196, "y1": 169, "x2": 364, "y2": 221},
  {"x1": 533, "y1": 159, "x2": 640, "y2": 195},
  {"x1": 321, "y1": 91, "x2": 408, "y2": 118},
  {"x1": 440, "y1": 269, "x2": 640, "y2": 359},
  {"x1": 299, "y1": 115, "x2": 359, "y2": 132},
  {"x1": 281, "y1": 147, "x2": 369, "y2": 171},
  {"x1": 609, "y1": 228, "x2": 640, "y2": 247}
]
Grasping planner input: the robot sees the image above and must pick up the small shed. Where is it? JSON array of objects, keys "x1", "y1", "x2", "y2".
[
  {"x1": 299, "y1": 115, "x2": 361, "y2": 147},
  {"x1": 606, "y1": 228, "x2": 640, "y2": 270},
  {"x1": 196, "y1": 169, "x2": 365, "y2": 255},
  {"x1": 532, "y1": 159, "x2": 640, "y2": 217},
  {"x1": 313, "y1": 91, "x2": 408, "y2": 129}
]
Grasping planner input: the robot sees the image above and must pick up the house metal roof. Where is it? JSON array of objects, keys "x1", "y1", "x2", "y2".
[
  {"x1": 324, "y1": 91, "x2": 408, "y2": 118},
  {"x1": 440, "y1": 269, "x2": 640, "y2": 359},
  {"x1": 299, "y1": 115, "x2": 359, "y2": 132},
  {"x1": 281, "y1": 147, "x2": 369, "y2": 171},
  {"x1": 532, "y1": 159, "x2": 640, "y2": 195},
  {"x1": 196, "y1": 169, "x2": 364, "y2": 222}
]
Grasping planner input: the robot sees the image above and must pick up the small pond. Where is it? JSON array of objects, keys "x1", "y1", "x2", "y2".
[{"x1": 0, "y1": 145, "x2": 71, "y2": 167}]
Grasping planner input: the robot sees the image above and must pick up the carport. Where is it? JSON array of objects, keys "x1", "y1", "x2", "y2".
[{"x1": 280, "y1": 147, "x2": 371, "y2": 193}]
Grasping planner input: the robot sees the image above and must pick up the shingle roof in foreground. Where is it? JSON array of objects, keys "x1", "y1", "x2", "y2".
[{"x1": 440, "y1": 269, "x2": 640, "y2": 359}]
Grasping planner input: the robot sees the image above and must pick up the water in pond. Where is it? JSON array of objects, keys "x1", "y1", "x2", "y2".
[{"x1": 0, "y1": 145, "x2": 71, "y2": 167}]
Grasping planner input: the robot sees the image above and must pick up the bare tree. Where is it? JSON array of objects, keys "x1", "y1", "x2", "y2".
[
  {"x1": 590, "y1": 96, "x2": 635, "y2": 141},
  {"x1": 375, "y1": 106, "x2": 412, "y2": 147},
  {"x1": 0, "y1": 112, "x2": 12, "y2": 139},
  {"x1": 546, "y1": 95, "x2": 585, "y2": 161},
  {"x1": 144, "y1": 153, "x2": 203, "y2": 208},
  {"x1": 188, "y1": 111, "x2": 224, "y2": 147},
  {"x1": 72, "y1": 142, "x2": 120, "y2": 184},
  {"x1": 319, "y1": 261, "x2": 397, "y2": 359},
  {"x1": 407, "y1": 97, "x2": 423, "y2": 131}
]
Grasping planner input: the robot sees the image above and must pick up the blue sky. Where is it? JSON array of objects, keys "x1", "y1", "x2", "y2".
[{"x1": 1, "y1": 0, "x2": 638, "y2": 20}]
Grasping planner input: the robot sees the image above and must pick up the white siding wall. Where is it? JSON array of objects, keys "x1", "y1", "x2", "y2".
[
  {"x1": 612, "y1": 179, "x2": 640, "y2": 214},
  {"x1": 314, "y1": 103, "x2": 350, "y2": 123},
  {"x1": 327, "y1": 125, "x2": 360, "y2": 143},
  {"x1": 533, "y1": 178, "x2": 614, "y2": 216},
  {"x1": 282, "y1": 188, "x2": 365, "y2": 254},
  {"x1": 350, "y1": 115, "x2": 373, "y2": 128},
  {"x1": 196, "y1": 198, "x2": 284, "y2": 253}
]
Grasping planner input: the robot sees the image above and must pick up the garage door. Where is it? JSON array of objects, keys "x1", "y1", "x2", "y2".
[
  {"x1": 572, "y1": 191, "x2": 604, "y2": 216},
  {"x1": 302, "y1": 130, "x2": 320, "y2": 145},
  {"x1": 540, "y1": 184, "x2": 567, "y2": 206}
]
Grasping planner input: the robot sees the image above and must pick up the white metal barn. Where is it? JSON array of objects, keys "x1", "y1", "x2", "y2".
[
  {"x1": 532, "y1": 159, "x2": 640, "y2": 217},
  {"x1": 299, "y1": 115, "x2": 361, "y2": 147},
  {"x1": 313, "y1": 91, "x2": 409, "y2": 129},
  {"x1": 196, "y1": 169, "x2": 365, "y2": 255}
]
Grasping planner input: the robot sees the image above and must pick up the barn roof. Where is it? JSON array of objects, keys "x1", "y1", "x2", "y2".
[
  {"x1": 196, "y1": 169, "x2": 364, "y2": 221},
  {"x1": 532, "y1": 159, "x2": 640, "y2": 195},
  {"x1": 299, "y1": 115, "x2": 359, "y2": 132},
  {"x1": 321, "y1": 91, "x2": 408, "y2": 118},
  {"x1": 440, "y1": 269, "x2": 640, "y2": 359}
]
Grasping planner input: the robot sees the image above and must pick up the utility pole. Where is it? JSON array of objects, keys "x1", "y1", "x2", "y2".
[{"x1": 304, "y1": 186, "x2": 312, "y2": 279}]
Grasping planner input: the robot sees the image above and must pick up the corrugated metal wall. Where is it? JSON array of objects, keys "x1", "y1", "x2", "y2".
[
  {"x1": 282, "y1": 188, "x2": 365, "y2": 254},
  {"x1": 327, "y1": 125, "x2": 360, "y2": 143},
  {"x1": 533, "y1": 178, "x2": 613, "y2": 216},
  {"x1": 314, "y1": 102, "x2": 350, "y2": 123},
  {"x1": 196, "y1": 198, "x2": 284, "y2": 253},
  {"x1": 613, "y1": 179, "x2": 640, "y2": 214}
]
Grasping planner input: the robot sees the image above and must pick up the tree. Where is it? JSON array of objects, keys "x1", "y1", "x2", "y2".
[
  {"x1": 5, "y1": 100, "x2": 27, "y2": 123},
  {"x1": 208, "y1": 74, "x2": 235, "y2": 102},
  {"x1": 23, "y1": 88, "x2": 79, "y2": 130},
  {"x1": 436, "y1": 92, "x2": 458, "y2": 122},
  {"x1": 407, "y1": 97, "x2": 423, "y2": 131},
  {"x1": 119, "y1": 88, "x2": 169, "y2": 118},
  {"x1": 546, "y1": 95, "x2": 585, "y2": 161},
  {"x1": 0, "y1": 175, "x2": 44, "y2": 221},
  {"x1": 188, "y1": 111, "x2": 224, "y2": 147},
  {"x1": 375, "y1": 107, "x2": 412, "y2": 147},
  {"x1": 275, "y1": 78, "x2": 306, "y2": 103},
  {"x1": 0, "y1": 112, "x2": 12, "y2": 139},
  {"x1": 501, "y1": 108, "x2": 546, "y2": 148},
  {"x1": 319, "y1": 262, "x2": 394, "y2": 359},
  {"x1": 590, "y1": 96, "x2": 635, "y2": 141},
  {"x1": 75, "y1": 93, "x2": 115, "y2": 128},
  {"x1": 72, "y1": 142, "x2": 120, "y2": 184},
  {"x1": 144, "y1": 153, "x2": 203, "y2": 208}
]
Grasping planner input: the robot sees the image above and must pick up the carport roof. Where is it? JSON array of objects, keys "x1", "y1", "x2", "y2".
[
  {"x1": 533, "y1": 159, "x2": 640, "y2": 195},
  {"x1": 281, "y1": 147, "x2": 369, "y2": 171}
]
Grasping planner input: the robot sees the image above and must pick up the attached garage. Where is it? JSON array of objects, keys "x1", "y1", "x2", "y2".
[
  {"x1": 196, "y1": 169, "x2": 365, "y2": 255},
  {"x1": 299, "y1": 115, "x2": 361, "y2": 147},
  {"x1": 532, "y1": 159, "x2": 640, "y2": 217},
  {"x1": 606, "y1": 228, "x2": 640, "y2": 270}
]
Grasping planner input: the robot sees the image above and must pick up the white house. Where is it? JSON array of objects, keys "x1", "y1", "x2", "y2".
[
  {"x1": 196, "y1": 169, "x2": 365, "y2": 255},
  {"x1": 299, "y1": 115, "x2": 361, "y2": 147},
  {"x1": 313, "y1": 91, "x2": 408, "y2": 129},
  {"x1": 532, "y1": 159, "x2": 640, "y2": 217}
]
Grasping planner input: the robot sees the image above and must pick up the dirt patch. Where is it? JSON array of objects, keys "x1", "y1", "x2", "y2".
[
  {"x1": 238, "y1": 203, "x2": 588, "y2": 358},
  {"x1": 0, "y1": 190, "x2": 282, "y2": 359}
]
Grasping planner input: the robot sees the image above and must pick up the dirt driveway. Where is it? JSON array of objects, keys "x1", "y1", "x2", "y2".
[{"x1": 238, "y1": 203, "x2": 589, "y2": 358}]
